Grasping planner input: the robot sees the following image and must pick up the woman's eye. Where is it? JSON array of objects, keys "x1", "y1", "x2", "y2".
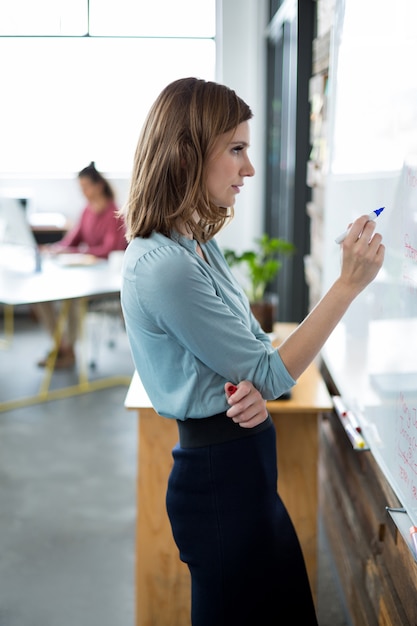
[{"x1": 232, "y1": 145, "x2": 244, "y2": 154}]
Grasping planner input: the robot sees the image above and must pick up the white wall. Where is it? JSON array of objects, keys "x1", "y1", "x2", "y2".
[
  {"x1": 0, "y1": 0, "x2": 268, "y2": 244},
  {"x1": 0, "y1": 177, "x2": 130, "y2": 227},
  {"x1": 216, "y1": 0, "x2": 268, "y2": 252}
]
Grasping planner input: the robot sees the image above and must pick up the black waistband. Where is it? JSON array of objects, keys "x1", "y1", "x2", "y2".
[{"x1": 176, "y1": 412, "x2": 272, "y2": 448}]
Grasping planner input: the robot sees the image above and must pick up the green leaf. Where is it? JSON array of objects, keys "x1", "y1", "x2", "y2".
[{"x1": 223, "y1": 234, "x2": 295, "y2": 302}]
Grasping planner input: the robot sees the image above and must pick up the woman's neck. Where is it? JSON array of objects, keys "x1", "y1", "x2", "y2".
[
  {"x1": 90, "y1": 197, "x2": 110, "y2": 212},
  {"x1": 174, "y1": 220, "x2": 193, "y2": 239},
  {"x1": 175, "y1": 210, "x2": 200, "y2": 239}
]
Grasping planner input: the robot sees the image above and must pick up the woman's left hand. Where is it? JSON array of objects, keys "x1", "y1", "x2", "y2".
[{"x1": 224, "y1": 380, "x2": 268, "y2": 428}]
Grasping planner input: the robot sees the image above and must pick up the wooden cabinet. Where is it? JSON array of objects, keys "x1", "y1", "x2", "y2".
[
  {"x1": 125, "y1": 323, "x2": 333, "y2": 626},
  {"x1": 319, "y1": 405, "x2": 417, "y2": 624}
]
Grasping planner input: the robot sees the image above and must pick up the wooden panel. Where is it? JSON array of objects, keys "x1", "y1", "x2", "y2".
[
  {"x1": 319, "y1": 411, "x2": 417, "y2": 625},
  {"x1": 136, "y1": 409, "x2": 191, "y2": 626},
  {"x1": 382, "y1": 514, "x2": 417, "y2": 623},
  {"x1": 271, "y1": 411, "x2": 318, "y2": 600}
]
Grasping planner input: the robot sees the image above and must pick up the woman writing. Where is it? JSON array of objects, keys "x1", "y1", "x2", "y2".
[
  {"x1": 120, "y1": 78, "x2": 384, "y2": 625},
  {"x1": 47, "y1": 161, "x2": 126, "y2": 259},
  {"x1": 35, "y1": 162, "x2": 126, "y2": 369}
]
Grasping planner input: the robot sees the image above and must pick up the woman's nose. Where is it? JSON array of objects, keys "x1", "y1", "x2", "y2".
[{"x1": 243, "y1": 157, "x2": 255, "y2": 177}]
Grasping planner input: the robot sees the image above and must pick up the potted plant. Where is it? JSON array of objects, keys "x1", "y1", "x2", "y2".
[{"x1": 223, "y1": 233, "x2": 295, "y2": 332}]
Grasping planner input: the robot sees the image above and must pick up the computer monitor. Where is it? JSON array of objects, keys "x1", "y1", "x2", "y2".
[
  {"x1": 0, "y1": 197, "x2": 37, "y2": 248},
  {"x1": 0, "y1": 197, "x2": 40, "y2": 272}
]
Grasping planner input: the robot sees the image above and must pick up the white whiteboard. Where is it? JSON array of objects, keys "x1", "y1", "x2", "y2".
[{"x1": 321, "y1": 0, "x2": 417, "y2": 526}]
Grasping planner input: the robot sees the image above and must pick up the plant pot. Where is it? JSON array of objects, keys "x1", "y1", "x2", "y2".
[{"x1": 250, "y1": 294, "x2": 279, "y2": 333}]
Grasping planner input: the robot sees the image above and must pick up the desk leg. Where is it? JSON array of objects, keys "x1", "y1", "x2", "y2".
[
  {"x1": 0, "y1": 298, "x2": 131, "y2": 413},
  {"x1": 271, "y1": 412, "x2": 319, "y2": 606},
  {"x1": 0, "y1": 304, "x2": 14, "y2": 348},
  {"x1": 136, "y1": 409, "x2": 191, "y2": 626},
  {"x1": 77, "y1": 296, "x2": 90, "y2": 388},
  {"x1": 39, "y1": 299, "x2": 71, "y2": 396}
]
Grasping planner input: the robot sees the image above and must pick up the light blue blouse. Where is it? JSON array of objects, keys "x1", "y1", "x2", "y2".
[{"x1": 121, "y1": 231, "x2": 295, "y2": 419}]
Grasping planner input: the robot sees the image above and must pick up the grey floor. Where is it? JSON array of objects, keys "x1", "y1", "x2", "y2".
[{"x1": 0, "y1": 312, "x2": 350, "y2": 626}]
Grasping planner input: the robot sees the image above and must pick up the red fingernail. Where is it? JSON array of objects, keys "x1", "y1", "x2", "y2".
[{"x1": 227, "y1": 384, "x2": 238, "y2": 395}]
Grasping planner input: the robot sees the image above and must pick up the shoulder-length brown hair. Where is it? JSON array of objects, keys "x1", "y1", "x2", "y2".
[{"x1": 121, "y1": 77, "x2": 253, "y2": 243}]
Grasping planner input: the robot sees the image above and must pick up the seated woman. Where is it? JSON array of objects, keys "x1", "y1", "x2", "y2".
[{"x1": 34, "y1": 162, "x2": 127, "y2": 369}]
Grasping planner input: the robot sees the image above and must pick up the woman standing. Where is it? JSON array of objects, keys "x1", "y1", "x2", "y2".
[{"x1": 120, "y1": 78, "x2": 384, "y2": 625}]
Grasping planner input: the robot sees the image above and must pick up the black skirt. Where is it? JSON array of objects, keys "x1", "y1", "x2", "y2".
[{"x1": 166, "y1": 412, "x2": 318, "y2": 626}]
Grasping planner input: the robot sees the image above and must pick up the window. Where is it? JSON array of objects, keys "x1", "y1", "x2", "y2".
[
  {"x1": 89, "y1": 0, "x2": 215, "y2": 37},
  {"x1": 264, "y1": 0, "x2": 314, "y2": 321},
  {"x1": 0, "y1": 0, "x2": 215, "y2": 37},
  {"x1": 0, "y1": 0, "x2": 216, "y2": 174},
  {"x1": 0, "y1": 0, "x2": 87, "y2": 36},
  {"x1": 330, "y1": 0, "x2": 417, "y2": 174}
]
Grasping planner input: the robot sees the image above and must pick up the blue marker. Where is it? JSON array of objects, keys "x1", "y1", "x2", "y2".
[{"x1": 335, "y1": 207, "x2": 385, "y2": 244}]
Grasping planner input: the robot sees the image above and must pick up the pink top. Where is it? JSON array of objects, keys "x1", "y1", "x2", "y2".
[{"x1": 56, "y1": 201, "x2": 127, "y2": 259}]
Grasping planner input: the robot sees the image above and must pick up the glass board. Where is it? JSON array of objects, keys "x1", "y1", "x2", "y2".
[{"x1": 320, "y1": 0, "x2": 417, "y2": 526}]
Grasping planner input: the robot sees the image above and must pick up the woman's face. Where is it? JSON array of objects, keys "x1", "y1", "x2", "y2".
[
  {"x1": 79, "y1": 176, "x2": 103, "y2": 202},
  {"x1": 205, "y1": 121, "x2": 255, "y2": 208}
]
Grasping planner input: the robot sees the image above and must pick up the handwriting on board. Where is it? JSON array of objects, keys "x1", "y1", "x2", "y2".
[{"x1": 396, "y1": 393, "x2": 417, "y2": 509}]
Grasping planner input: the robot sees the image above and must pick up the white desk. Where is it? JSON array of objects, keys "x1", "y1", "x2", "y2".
[
  {"x1": 0, "y1": 256, "x2": 122, "y2": 306},
  {"x1": 0, "y1": 255, "x2": 131, "y2": 412}
]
